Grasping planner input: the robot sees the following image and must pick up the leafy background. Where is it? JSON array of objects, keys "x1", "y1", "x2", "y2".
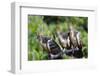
[{"x1": 28, "y1": 15, "x2": 88, "y2": 61}]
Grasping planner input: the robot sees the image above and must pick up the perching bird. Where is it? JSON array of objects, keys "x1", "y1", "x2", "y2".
[
  {"x1": 47, "y1": 39, "x2": 63, "y2": 59},
  {"x1": 68, "y1": 26, "x2": 83, "y2": 58},
  {"x1": 68, "y1": 26, "x2": 83, "y2": 49},
  {"x1": 76, "y1": 32, "x2": 83, "y2": 49},
  {"x1": 68, "y1": 26, "x2": 78, "y2": 48},
  {"x1": 37, "y1": 35, "x2": 63, "y2": 59},
  {"x1": 37, "y1": 35, "x2": 51, "y2": 51},
  {"x1": 57, "y1": 31, "x2": 71, "y2": 49}
]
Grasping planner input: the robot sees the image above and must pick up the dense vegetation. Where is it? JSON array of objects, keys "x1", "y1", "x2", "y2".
[{"x1": 28, "y1": 15, "x2": 88, "y2": 61}]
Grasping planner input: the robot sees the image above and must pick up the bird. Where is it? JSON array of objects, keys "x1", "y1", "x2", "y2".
[
  {"x1": 68, "y1": 26, "x2": 78, "y2": 49},
  {"x1": 73, "y1": 32, "x2": 83, "y2": 58},
  {"x1": 56, "y1": 28, "x2": 77, "y2": 57},
  {"x1": 57, "y1": 31, "x2": 71, "y2": 50},
  {"x1": 68, "y1": 26, "x2": 83, "y2": 58},
  {"x1": 68, "y1": 26, "x2": 83, "y2": 50},
  {"x1": 47, "y1": 39, "x2": 63, "y2": 59},
  {"x1": 76, "y1": 32, "x2": 83, "y2": 49},
  {"x1": 37, "y1": 35, "x2": 63, "y2": 59},
  {"x1": 37, "y1": 35, "x2": 51, "y2": 51}
]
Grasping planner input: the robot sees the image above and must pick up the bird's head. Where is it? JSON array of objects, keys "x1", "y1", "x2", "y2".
[{"x1": 69, "y1": 25, "x2": 75, "y2": 32}]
